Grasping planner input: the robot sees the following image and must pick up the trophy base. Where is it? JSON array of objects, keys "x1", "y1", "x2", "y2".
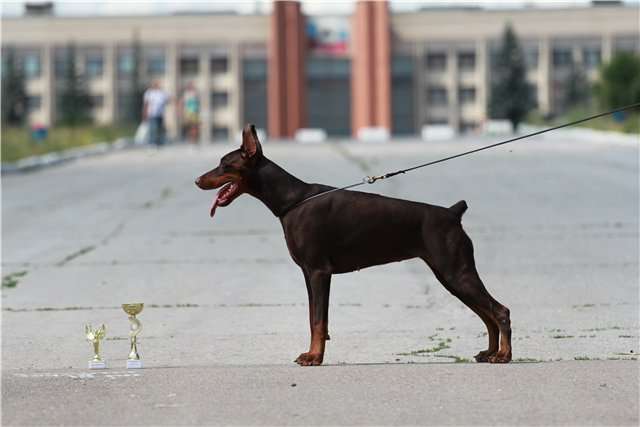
[
  {"x1": 127, "y1": 359, "x2": 143, "y2": 369},
  {"x1": 88, "y1": 360, "x2": 106, "y2": 370}
]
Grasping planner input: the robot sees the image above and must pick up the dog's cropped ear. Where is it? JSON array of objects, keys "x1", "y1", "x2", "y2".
[{"x1": 241, "y1": 124, "x2": 262, "y2": 159}]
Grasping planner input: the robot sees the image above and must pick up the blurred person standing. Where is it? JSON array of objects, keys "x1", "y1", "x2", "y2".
[
  {"x1": 181, "y1": 82, "x2": 200, "y2": 143},
  {"x1": 143, "y1": 80, "x2": 170, "y2": 146}
]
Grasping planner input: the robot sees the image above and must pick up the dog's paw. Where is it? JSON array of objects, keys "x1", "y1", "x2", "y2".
[
  {"x1": 474, "y1": 350, "x2": 497, "y2": 363},
  {"x1": 488, "y1": 352, "x2": 512, "y2": 364},
  {"x1": 294, "y1": 352, "x2": 324, "y2": 366}
]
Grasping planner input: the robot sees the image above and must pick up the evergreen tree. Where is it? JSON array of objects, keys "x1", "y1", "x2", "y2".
[
  {"x1": 489, "y1": 25, "x2": 535, "y2": 132},
  {"x1": 57, "y1": 43, "x2": 92, "y2": 126},
  {"x1": 1, "y1": 47, "x2": 28, "y2": 126}
]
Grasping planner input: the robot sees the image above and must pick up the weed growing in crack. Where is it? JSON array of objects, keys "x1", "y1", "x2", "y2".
[{"x1": 2, "y1": 271, "x2": 27, "y2": 288}]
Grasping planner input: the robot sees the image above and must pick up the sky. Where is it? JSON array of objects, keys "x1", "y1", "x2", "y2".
[{"x1": 2, "y1": 0, "x2": 637, "y2": 17}]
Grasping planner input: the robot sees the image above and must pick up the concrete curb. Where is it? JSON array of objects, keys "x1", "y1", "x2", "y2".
[{"x1": 1, "y1": 137, "x2": 138, "y2": 175}]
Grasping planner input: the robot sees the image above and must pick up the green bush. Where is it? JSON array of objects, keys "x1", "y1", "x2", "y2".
[{"x1": 595, "y1": 52, "x2": 640, "y2": 110}]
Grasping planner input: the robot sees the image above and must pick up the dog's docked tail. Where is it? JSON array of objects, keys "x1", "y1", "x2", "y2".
[{"x1": 449, "y1": 200, "x2": 468, "y2": 219}]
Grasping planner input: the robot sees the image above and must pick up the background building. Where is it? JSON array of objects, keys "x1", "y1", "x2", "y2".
[{"x1": 2, "y1": 1, "x2": 638, "y2": 140}]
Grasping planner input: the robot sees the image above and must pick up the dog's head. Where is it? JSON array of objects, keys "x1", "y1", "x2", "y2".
[{"x1": 195, "y1": 124, "x2": 263, "y2": 218}]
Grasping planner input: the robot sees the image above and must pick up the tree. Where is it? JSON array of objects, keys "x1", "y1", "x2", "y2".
[
  {"x1": 57, "y1": 42, "x2": 93, "y2": 126},
  {"x1": 595, "y1": 52, "x2": 640, "y2": 110},
  {"x1": 1, "y1": 47, "x2": 28, "y2": 126},
  {"x1": 489, "y1": 24, "x2": 535, "y2": 132}
]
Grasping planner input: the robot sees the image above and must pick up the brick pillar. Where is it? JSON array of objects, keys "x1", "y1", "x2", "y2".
[
  {"x1": 268, "y1": 1, "x2": 307, "y2": 138},
  {"x1": 351, "y1": 0, "x2": 391, "y2": 137}
]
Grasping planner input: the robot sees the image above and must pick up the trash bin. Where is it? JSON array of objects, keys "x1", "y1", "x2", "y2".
[{"x1": 612, "y1": 111, "x2": 626, "y2": 123}]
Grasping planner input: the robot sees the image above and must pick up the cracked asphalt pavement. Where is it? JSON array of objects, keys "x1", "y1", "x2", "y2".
[{"x1": 2, "y1": 133, "x2": 638, "y2": 425}]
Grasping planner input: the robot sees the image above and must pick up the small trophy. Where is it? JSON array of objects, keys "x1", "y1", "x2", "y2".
[
  {"x1": 122, "y1": 303, "x2": 144, "y2": 369},
  {"x1": 85, "y1": 324, "x2": 107, "y2": 369}
]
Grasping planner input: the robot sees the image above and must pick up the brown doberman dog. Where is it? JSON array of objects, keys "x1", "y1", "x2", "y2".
[{"x1": 196, "y1": 124, "x2": 512, "y2": 366}]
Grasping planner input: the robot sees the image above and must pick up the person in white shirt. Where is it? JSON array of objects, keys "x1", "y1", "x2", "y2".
[{"x1": 143, "y1": 81, "x2": 170, "y2": 146}]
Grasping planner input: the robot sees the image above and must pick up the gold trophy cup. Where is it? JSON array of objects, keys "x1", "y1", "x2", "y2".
[
  {"x1": 85, "y1": 324, "x2": 107, "y2": 369},
  {"x1": 122, "y1": 303, "x2": 144, "y2": 369}
]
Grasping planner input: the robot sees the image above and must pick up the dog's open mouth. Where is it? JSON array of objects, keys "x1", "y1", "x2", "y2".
[{"x1": 210, "y1": 181, "x2": 241, "y2": 217}]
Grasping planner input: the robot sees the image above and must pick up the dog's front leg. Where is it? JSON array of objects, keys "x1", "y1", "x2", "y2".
[{"x1": 295, "y1": 271, "x2": 331, "y2": 366}]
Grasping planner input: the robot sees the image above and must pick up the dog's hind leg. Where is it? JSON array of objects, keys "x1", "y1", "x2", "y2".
[
  {"x1": 450, "y1": 268, "x2": 510, "y2": 363},
  {"x1": 427, "y1": 263, "x2": 500, "y2": 362},
  {"x1": 423, "y1": 228, "x2": 512, "y2": 363}
]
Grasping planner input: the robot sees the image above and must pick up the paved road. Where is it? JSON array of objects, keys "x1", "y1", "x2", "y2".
[
  {"x1": 3, "y1": 362, "x2": 637, "y2": 426},
  {"x1": 2, "y1": 133, "x2": 638, "y2": 425}
]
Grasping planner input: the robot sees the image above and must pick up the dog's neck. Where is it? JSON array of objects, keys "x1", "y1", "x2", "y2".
[{"x1": 246, "y1": 157, "x2": 313, "y2": 217}]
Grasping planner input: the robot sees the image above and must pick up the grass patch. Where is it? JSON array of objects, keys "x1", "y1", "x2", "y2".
[
  {"x1": 574, "y1": 356, "x2": 599, "y2": 361},
  {"x1": 1, "y1": 125, "x2": 135, "y2": 163},
  {"x1": 2, "y1": 270, "x2": 28, "y2": 288},
  {"x1": 397, "y1": 339, "x2": 451, "y2": 356},
  {"x1": 513, "y1": 357, "x2": 543, "y2": 363},
  {"x1": 434, "y1": 354, "x2": 471, "y2": 363},
  {"x1": 572, "y1": 303, "x2": 596, "y2": 309},
  {"x1": 527, "y1": 107, "x2": 640, "y2": 134}
]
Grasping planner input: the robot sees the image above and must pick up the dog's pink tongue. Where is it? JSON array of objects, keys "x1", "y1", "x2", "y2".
[{"x1": 210, "y1": 197, "x2": 219, "y2": 218}]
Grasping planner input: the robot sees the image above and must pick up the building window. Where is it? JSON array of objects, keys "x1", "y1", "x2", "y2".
[
  {"x1": 118, "y1": 52, "x2": 134, "y2": 74},
  {"x1": 426, "y1": 52, "x2": 447, "y2": 71},
  {"x1": 583, "y1": 47, "x2": 601, "y2": 68},
  {"x1": 307, "y1": 57, "x2": 352, "y2": 136},
  {"x1": 54, "y1": 48, "x2": 70, "y2": 78},
  {"x1": 23, "y1": 51, "x2": 41, "y2": 79},
  {"x1": 210, "y1": 57, "x2": 228, "y2": 74},
  {"x1": 180, "y1": 57, "x2": 199, "y2": 75},
  {"x1": 147, "y1": 54, "x2": 165, "y2": 76},
  {"x1": 90, "y1": 95, "x2": 104, "y2": 108},
  {"x1": 525, "y1": 48, "x2": 539, "y2": 69},
  {"x1": 427, "y1": 87, "x2": 448, "y2": 106},
  {"x1": 552, "y1": 48, "x2": 573, "y2": 67},
  {"x1": 613, "y1": 37, "x2": 639, "y2": 54},
  {"x1": 243, "y1": 58, "x2": 267, "y2": 131},
  {"x1": 459, "y1": 87, "x2": 476, "y2": 104},
  {"x1": 458, "y1": 52, "x2": 475, "y2": 71},
  {"x1": 212, "y1": 126, "x2": 229, "y2": 140},
  {"x1": 86, "y1": 52, "x2": 104, "y2": 78},
  {"x1": 244, "y1": 59, "x2": 267, "y2": 80},
  {"x1": 392, "y1": 56, "x2": 415, "y2": 135},
  {"x1": 26, "y1": 95, "x2": 41, "y2": 112},
  {"x1": 210, "y1": 91, "x2": 228, "y2": 109}
]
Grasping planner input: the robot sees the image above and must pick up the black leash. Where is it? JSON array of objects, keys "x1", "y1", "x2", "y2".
[{"x1": 279, "y1": 102, "x2": 640, "y2": 217}]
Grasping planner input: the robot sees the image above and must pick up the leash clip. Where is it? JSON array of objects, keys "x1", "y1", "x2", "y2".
[{"x1": 364, "y1": 175, "x2": 384, "y2": 184}]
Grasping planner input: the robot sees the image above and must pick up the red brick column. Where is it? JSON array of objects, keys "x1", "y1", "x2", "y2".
[
  {"x1": 351, "y1": 0, "x2": 391, "y2": 137},
  {"x1": 268, "y1": 1, "x2": 307, "y2": 138}
]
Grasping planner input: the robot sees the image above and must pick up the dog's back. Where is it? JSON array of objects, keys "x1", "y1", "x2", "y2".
[{"x1": 281, "y1": 189, "x2": 465, "y2": 274}]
